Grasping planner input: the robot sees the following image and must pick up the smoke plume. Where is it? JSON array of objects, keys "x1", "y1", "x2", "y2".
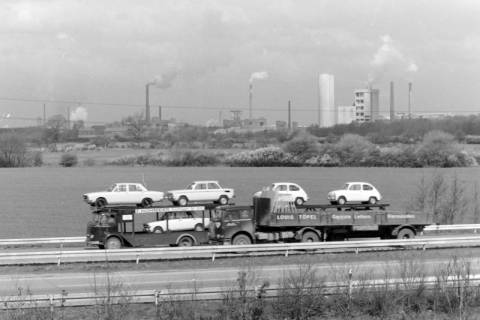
[
  {"x1": 150, "y1": 71, "x2": 178, "y2": 89},
  {"x1": 369, "y1": 35, "x2": 418, "y2": 82},
  {"x1": 70, "y1": 106, "x2": 88, "y2": 122},
  {"x1": 249, "y1": 71, "x2": 269, "y2": 83}
]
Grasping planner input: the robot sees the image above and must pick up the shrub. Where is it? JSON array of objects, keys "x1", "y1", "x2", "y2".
[
  {"x1": 416, "y1": 130, "x2": 468, "y2": 167},
  {"x1": 0, "y1": 133, "x2": 28, "y2": 167},
  {"x1": 164, "y1": 150, "x2": 220, "y2": 166},
  {"x1": 82, "y1": 158, "x2": 96, "y2": 167},
  {"x1": 225, "y1": 147, "x2": 299, "y2": 167},
  {"x1": 282, "y1": 134, "x2": 319, "y2": 160},
  {"x1": 59, "y1": 153, "x2": 78, "y2": 167}
]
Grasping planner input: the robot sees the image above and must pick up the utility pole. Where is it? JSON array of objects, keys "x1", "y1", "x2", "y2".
[
  {"x1": 158, "y1": 105, "x2": 162, "y2": 121},
  {"x1": 145, "y1": 84, "x2": 151, "y2": 123},
  {"x1": 43, "y1": 103, "x2": 46, "y2": 126}
]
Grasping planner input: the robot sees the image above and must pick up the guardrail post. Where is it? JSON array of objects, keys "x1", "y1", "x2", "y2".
[
  {"x1": 475, "y1": 229, "x2": 478, "y2": 234},
  {"x1": 154, "y1": 290, "x2": 159, "y2": 315},
  {"x1": 49, "y1": 296, "x2": 54, "y2": 319},
  {"x1": 57, "y1": 255, "x2": 61, "y2": 266},
  {"x1": 136, "y1": 253, "x2": 140, "y2": 264},
  {"x1": 355, "y1": 248, "x2": 359, "y2": 255},
  {"x1": 285, "y1": 249, "x2": 289, "y2": 257},
  {"x1": 212, "y1": 252, "x2": 215, "y2": 262}
]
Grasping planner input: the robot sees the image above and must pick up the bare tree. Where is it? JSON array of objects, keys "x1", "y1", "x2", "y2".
[
  {"x1": 440, "y1": 173, "x2": 466, "y2": 224},
  {"x1": 0, "y1": 133, "x2": 27, "y2": 167},
  {"x1": 429, "y1": 172, "x2": 447, "y2": 223}
]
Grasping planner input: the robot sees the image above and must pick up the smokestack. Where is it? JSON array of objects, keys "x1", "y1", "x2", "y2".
[
  {"x1": 248, "y1": 83, "x2": 253, "y2": 119},
  {"x1": 288, "y1": 100, "x2": 291, "y2": 130},
  {"x1": 408, "y1": 82, "x2": 412, "y2": 119},
  {"x1": 389, "y1": 81, "x2": 395, "y2": 121},
  {"x1": 158, "y1": 105, "x2": 162, "y2": 121},
  {"x1": 145, "y1": 84, "x2": 151, "y2": 123}
]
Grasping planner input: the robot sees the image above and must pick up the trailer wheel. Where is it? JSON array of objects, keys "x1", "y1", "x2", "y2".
[
  {"x1": 295, "y1": 197, "x2": 305, "y2": 206},
  {"x1": 178, "y1": 196, "x2": 188, "y2": 206},
  {"x1": 153, "y1": 227, "x2": 163, "y2": 234},
  {"x1": 178, "y1": 236, "x2": 194, "y2": 247},
  {"x1": 218, "y1": 196, "x2": 229, "y2": 205},
  {"x1": 397, "y1": 228, "x2": 415, "y2": 239},
  {"x1": 105, "y1": 237, "x2": 122, "y2": 249},
  {"x1": 337, "y1": 197, "x2": 347, "y2": 205},
  {"x1": 194, "y1": 223, "x2": 204, "y2": 232},
  {"x1": 232, "y1": 234, "x2": 252, "y2": 245},
  {"x1": 302, "y1": 231, "x2": 320, "y2": 242},
  {"x1": 95, "y1": 198, "x2": 107, "y2": 208},
  {"x1": 141, "y1": 198, "x2": 153, "y2": 207}
]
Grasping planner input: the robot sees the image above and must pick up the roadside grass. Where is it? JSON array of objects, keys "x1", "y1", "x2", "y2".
[{"x1": 2, "y1": 255, "x2": 480, "y2": 319}]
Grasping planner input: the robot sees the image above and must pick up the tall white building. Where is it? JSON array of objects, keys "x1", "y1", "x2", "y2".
[
  {"x1": 353, "y1": 87, "x2": 379, "y2": 123},
  {"x1": 337, "y1": 105, "x2": 356, "y2": 125},
  {"x1": 318, "y1": 74, "x2": 335, "y2": 127}
]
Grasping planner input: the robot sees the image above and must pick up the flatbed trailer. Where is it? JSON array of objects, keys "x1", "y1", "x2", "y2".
[
  {"x1": 210, "y1": 194, "x2": 432, "y2": 245},
  {"x1": 86, "y1": 204, "x2": 219, "y2": 249}
]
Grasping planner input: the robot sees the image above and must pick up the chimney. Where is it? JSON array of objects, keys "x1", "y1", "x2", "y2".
[
  {"x1": 145, "y1": 84, "x2": 151, "y2": 123},
  {"x1": 389, "y1": 81, "x2": 395, "y2": 121},
  {"x1": 158, "y1": 105, "x2": 162, "y2": 121},
  {"x1": 408, "y1": 82, "x2": 412, "y2": 119}
]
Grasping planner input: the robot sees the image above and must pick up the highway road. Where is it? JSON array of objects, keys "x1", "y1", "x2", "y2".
[{"x1": 2, "y1": 253, "x2": 480, "y2": 298}]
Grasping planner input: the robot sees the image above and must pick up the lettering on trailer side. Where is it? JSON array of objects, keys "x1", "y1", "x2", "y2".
[
  {"x1": 122, "y1": 214, "x2": 133, "y2": 221},
  {"x1": 135, "y1": 206, "x2": 205, "y2": 214},
  {"x1": 332, "y1": 214, "x2": 351, "y2": 220},
  {"x1": 387, "y1": 214, "x2": 416, "y2": 219},
  {"x1": 299, "y1": 214, "x2": 318, "y2": 221},
  {"x1": 276, "y1": 214, "x2": 295, "y2": 220},
  {"x1": 355, "y1": 214, "x2": 372, "y2": 219}
]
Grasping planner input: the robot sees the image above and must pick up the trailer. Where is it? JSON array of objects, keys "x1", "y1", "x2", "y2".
[
  {"x1": 209, "y1": 192, "x2": 432, "y2": 245},
  {"x1": 86, "y1": 204, "x2": 218, "y2": 249}
]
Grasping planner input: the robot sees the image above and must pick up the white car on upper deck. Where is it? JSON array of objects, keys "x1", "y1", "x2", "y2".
[
  {"x1": 327, "y1": 182, "x2": 382, "y2": 205},
  {"x1": 166, "y1": 181, "x2": 234, "y2": 206},
  {"x1": 253, "y1": 182, "x2": 309, "y2": 206},
  {"x1": 144, "y1": 210, "x2": 210, "y2": 233},
  {"x1": 83, "y1": 183, "x2": 164, "y2": 208}
]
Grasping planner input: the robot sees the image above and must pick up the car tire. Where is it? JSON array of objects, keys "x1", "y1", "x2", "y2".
[
  {"x1": 397, "y1": 228, "x2": 415, "y2": 239},
  {"x1": 105, "y1": 237, "x2": 122, "y2": 249},
  {"x1": 141, "y1": 198, "x2": 153, "y2": 207},
  {"x1": 153, "y1": 227, "x2": 163, "y2": 234},
  {"x1": 218, "y1": 196, "x2": 229, "y2": 205},
  {"x1": 295, "y1": 197, "x2": 304, "y2": 206},
  {"x1": 301, "y1": 231, "x2": 320, "y2": 242},
  {"x1": 368, "y1": 197, "x2": 378, "y2": 205},
  {"x1": 178, "y1": 236, "x2": 194, "y2": 247},
  {"x1": 95, "y1": 198, "x2": 107, "y2": 208},
  {"x1": 178, "y1": 196, "x2": 188, "y2": 206},
  {"x1": 194, "y1": 223, "x2": 204, "y2": 232},
  {"x1": 232, "y1": 234, "x2": 252, "y2": 245},
  {"x1": 338, "y1": 197, "x2": 347, "y2": 205}
]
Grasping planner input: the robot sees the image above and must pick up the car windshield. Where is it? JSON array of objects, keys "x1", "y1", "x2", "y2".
[
  {"x1": 106, "y1": 184, "x2": 116, "y2": 192},
  {"x1": 185, "y1": 183, "x2": 195, "y2": 190},
  {"x1": 342, "y1": 183, "x2": 350, "y2": 190}
]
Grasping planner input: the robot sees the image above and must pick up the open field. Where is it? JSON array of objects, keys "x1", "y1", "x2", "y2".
[{"x1": 1, "y1": 166, "x2": 480, "y2": 238}]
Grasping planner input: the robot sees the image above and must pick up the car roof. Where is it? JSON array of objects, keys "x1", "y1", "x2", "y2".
[
  {"x1": 114, "y1": 182, "x2": 143, "y2": 185},
  {"x1": 345, "y1": 182, "x2": 373, "y2": 185},
  {"x1": 272, "y1": 182, "x2": 299, "y2": 185},
  {"x1": 193, "y1": 180, "x2": 220, "y2": 184}
]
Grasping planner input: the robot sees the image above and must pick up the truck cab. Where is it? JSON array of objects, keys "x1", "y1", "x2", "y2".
[{"x1": 210, "y1": 206, "x2": 255, "y2": 245}]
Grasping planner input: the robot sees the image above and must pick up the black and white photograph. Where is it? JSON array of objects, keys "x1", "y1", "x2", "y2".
[{"x1": 0, "y1": 0, "x2": 480, "y2": 319}]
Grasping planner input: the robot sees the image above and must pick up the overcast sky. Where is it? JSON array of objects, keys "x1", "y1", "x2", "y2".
[{"x1": 0, "y1": 0, "x2": 479, "y2": 126}]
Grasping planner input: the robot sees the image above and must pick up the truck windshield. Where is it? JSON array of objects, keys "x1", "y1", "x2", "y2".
[
  {"x1": 91, "y1": 213, "x2": 115, "y2": 226},
  {"x1": 212, "y1": 209, "x2": 224, "y2": 221}
]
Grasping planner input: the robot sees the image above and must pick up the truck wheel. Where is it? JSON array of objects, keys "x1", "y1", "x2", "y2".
[
  {"x1": 178, "y1": 236, "x2": 194, "y2": 247},
  {"x1": 232, "y1": 234, "x2": 252, "y2": 245},
  {"x1": 194, "y1": 223, "x2": 204, "y2": 232},
  {"x1": 397, "y1": 228, "x2": 415, "y2": 239},
  {"x1": 302, "y1": 231, "x2": 320, "y2": 242},
  {"x1": 95, "y1": 198, "x2": 107, "y2": 208},
  {"x1": 105, "y1": 237, "x2": 122, "y2": 249},
  {"x1": 338, "y1": 197, "x2": 346, "y2": 205},
  {"x1": 178, "y1": 196, "x2": 188, "y2": 206},
  {"x1": 153, "y1": 227, "x2": 163, "y2": 234},
  {"x1": 295, "y1": 197, "x2": 304, "y2": 206},
  {"x1": 218, "y1": 196, "x2": 229, "y2": 205},
  {"x1": 141, "y1": 198, "x2": 153, "y2": 207},
  {"x1": 368, "y1": 197, "x2": 378, "y2": 205}
]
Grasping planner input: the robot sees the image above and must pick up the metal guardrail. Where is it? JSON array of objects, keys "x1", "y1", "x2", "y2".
[
  {"x1": 424, "y1": 224, "x2": 480, "y2": 232},
  {"x1": 0, "y1": 237, "x2": 84, "y2": 246},
  {"x1": 1, "y1": 235, "x2": 480, "y2": 266},
  {"x1": 3, "y1": 275, "x2": 480, "y2": 309}
]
